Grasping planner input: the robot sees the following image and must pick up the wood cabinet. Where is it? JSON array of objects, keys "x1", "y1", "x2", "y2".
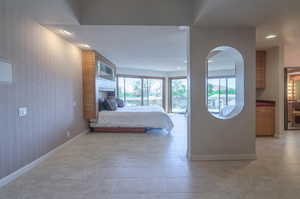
[
  {"x1": 256, "y1": 101, "x2": 275, "y2": 136},
  {"x1": 256, "y1": 51, "x2": 266, "y2": 89},
  {"x1": 82, "y1": 50, "x2": 116, "y2": 121}
]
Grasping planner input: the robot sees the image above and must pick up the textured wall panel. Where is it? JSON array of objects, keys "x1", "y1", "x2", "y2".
[{"x1": 0, "y1": 0, "x2": 86, "y2": 179}]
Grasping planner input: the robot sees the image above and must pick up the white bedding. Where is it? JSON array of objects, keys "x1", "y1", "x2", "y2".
[{"x1": 90, "y1": 106, "x2": 174, "y2": 132}]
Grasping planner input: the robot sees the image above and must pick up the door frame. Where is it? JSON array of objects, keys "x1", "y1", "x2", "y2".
[{"x1": 284, "y1": 67, "x2": 300, "y2": 130}]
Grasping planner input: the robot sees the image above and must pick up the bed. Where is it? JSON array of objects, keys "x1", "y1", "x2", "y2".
[{"x1": 90, "y1": 106, "x2": 174, "y2": 133}]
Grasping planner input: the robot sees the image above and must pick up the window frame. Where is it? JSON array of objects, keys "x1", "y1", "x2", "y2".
[
  {"x1": 205, "y1": 46, "x2": 244, "y2": 120},
  {"x1": 207, "y1": 76, "x2": 236, "y2": 114},
  {"x1": 117, "y1": 74, "x2": 166, "y2": 109}
]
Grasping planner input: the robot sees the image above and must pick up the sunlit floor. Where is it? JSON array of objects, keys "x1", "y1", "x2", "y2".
[{"x1": 1, "y1": 115, "x2": 300, "y2": 199}]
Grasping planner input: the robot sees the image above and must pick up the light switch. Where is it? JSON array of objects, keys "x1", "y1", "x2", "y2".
[{"x1": 18, "y1": 107, "x2": 27, "y2": 117}]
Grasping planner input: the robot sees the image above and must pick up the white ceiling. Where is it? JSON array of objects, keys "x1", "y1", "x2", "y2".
[
  {"x1": 42, "y1": 0, "x2": 300, "y2": 70},
  {"x1": 48, "y1": 25, "x2": 188, "y2": 72},
  {"x1": 193, "y1": 0, "x2": 300, "y2": 50},
  {"x1": 255, "y1": 0, "x2": 300, "y2": 49}
]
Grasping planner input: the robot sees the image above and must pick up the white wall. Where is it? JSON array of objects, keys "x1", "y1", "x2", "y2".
[
  {"x1": 0, "y1": 0, "x2": 86, "y2": 180},
  {"x1": 189, "y1": 27, "x2": 256, "y2": 160},
  {"x1": 117, "y1": 67, "x2": 168, "y2": 77}
]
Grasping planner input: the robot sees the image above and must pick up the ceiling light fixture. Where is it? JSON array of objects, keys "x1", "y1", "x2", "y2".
[
  {"x1": 208, "y1": 60, "x2": 214, "y2": 63},
  {"x1": 79, "y1": 44, "x2": 91, "y2": 49},
  {"x1": 60, "y1": 29, "x2": 72, "y2": 36},
  {"x1": 265, "y1": 34, "x2": 277, "y2": 39}
]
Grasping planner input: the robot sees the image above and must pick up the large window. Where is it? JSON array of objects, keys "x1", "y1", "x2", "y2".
[
  {"x1": 170, "y1": 78, "x2": 187, "y2": 113},
  {"x1": 117, "y1": 76, "x2": 164, "y2": 108}
]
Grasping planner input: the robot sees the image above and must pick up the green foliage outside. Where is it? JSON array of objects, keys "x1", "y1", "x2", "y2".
[{"x1": 207, "y1": 83, "x2": 236, "y2": 97}]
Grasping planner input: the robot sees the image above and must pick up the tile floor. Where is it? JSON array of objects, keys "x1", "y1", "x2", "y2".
[{"x1": 1, "y1": 115, "x2": 300, "y2": 199}]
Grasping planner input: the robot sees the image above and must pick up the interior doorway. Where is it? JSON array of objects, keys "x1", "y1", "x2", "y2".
[{"x1": 284, "y1": 67, "x2": 300, "y2": 130}]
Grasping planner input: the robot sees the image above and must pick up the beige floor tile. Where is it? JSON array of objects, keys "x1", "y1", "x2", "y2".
[{"x1": 1, "y1": 115, "x2": 300, "y2": 198}]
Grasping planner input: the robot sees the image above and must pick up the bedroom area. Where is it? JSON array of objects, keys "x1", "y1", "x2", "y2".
[{"x1": 52, "y1": 25, "x2": 190, "y2": 137}]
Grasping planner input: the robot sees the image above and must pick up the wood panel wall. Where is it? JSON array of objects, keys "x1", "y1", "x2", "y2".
[
  {"x1": 82, "y1": 51, "x2": 98, "y2": 120},
  {"x1": 0, "y1": 1, "x2": 86, "y2": 180},
  {"x1": 82, "y1": 50, "x2": 116, "y2": 121}
]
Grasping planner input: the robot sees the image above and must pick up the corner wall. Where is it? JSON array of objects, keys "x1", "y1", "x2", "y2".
[
  {"x1": 189, "y1": 27, "x2": 256, "y2": 160},
  {"x1": 0, "y1": 0, "x2": 86, "y2": 180}
]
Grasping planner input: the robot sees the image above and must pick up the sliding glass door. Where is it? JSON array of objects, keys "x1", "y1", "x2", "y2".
[
  {"x1": 117, "y1": 76, "x2": 164, "y2": 108},
  {"x1": 170, "y1": 78, "x2": 187, "y2": 113}
]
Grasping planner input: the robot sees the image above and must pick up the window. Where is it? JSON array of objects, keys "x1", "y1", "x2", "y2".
[
  {"x1": 170, "y1": 78, "x2": 187, "y2": 113},
  {"x1": 117, "y1": 76, "x2": 164, "y2": 108},
  {"x1": 206, "y1": 46, "x2": 244, "y2": 119},
  {"x1": 207, "y1": 77, "x2": 236, "y2": 114},
  {"x1": 143, "y1": 78, "x2": 163, "y2": 107}
]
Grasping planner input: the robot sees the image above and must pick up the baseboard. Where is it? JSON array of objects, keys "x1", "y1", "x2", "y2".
[
  {"x1": 0, "y1": 129, "x2": 89, "y2": 188},
  {"x1": 189, "y1": 153, "x2": 257, "y2": 161}
]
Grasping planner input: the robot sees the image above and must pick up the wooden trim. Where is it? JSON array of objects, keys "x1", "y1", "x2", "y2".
[
  {"x1": 91, "y1": 127, "x2": 146, "y2": 133},
  {"x1": 284, "y1": 67, "x2": 288, "y2": 130},
  {"x1": 82, "y1": 50, "x2": 97, "y2": 120}
]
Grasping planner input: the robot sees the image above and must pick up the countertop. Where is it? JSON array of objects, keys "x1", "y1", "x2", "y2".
[{"x1": 256, "y1": 100, "x2": 276, "y2": 107}]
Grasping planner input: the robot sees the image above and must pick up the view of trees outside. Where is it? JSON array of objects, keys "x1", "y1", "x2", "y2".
[
  {"x1": 171, "y1": 78, "x2": 187, "y2": 113},
  {"x1": 143, "y1": 79, "x2": 163, "y2": 107},
  {"x1": 118, "y1": 77, "x2": 125, "y2": 100},
  {"x1": 207, "y1": 77, "x2": 236, "y2": 115},
  {"x1": 117, "y1": 77, "x2": 163, "y2": 107}
]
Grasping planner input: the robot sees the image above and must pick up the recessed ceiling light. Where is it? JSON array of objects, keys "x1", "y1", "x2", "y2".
[
  {"x1": 79, "y1": 44, "x2": 91, "y2": 49},
  {"x1": 265, "y1": 34, "x2": 277, "y2": 39},
  {"x1": 177, "y1": 66, "x2": 182, "y2": 70},
  {"x1": 59, "y1": 29, "x2": 72, "y2": 36},
  {"x1": 208, "y1": 60, "x2": 214, "y2": 63}
]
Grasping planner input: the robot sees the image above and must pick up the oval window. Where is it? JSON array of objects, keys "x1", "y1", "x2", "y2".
[{"x1": 206, "y1": 46, "x2": 244, "y2": 119}]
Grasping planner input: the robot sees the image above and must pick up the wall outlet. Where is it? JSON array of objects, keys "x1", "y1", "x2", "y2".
[
  {"x1": 18, "y1": 107, "x2": 27, "y2": 117},
  {"x1": 66, "y1": 131, "x2": 71, "y2": 137}
]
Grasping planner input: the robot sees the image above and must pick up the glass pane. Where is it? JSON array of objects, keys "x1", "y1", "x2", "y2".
[
  {"x1": 143, "y1": 79, "x2": 163, "y2": 107},
  {"x1": 207, "y1": 78, "x2": 220, "y2": 114},
  {"x1": 117, "y1": 77, "x2": 125, "y2": 101},
  {"x1": 171, "y1": 79, "x2": 187, "y2": 113},
  {"x1": 219, "y1": 78, "x2": 227, "y2": 112},
  {"x1": 125, "y1": 78, "x2": 142, "y2": 106},
  {"x1": 227, "y1": 78, "x2": 236, "y2": 106}
]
